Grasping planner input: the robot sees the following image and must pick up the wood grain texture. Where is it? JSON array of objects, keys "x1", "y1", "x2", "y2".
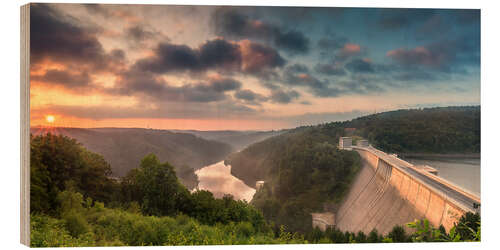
[{"x1": 20, "y1": 3, "x2": 30, "y2": 246}]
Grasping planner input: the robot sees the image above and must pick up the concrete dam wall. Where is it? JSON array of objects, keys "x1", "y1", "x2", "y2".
[{"x1": 335, "y1": 147, "x2": 477, "y2": 235}]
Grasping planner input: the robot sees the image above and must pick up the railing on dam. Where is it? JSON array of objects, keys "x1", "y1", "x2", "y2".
[
  {"x1": 352, "y1": 145, "x2": 480, "y2": 213},
  {"x1": 334, "y1": 144, "x2": 480, "y2": 234}
]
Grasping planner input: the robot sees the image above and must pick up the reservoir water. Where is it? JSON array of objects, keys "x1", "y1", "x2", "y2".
[
  {"x1": 405, "y1": 157, "x2": 480, "y2": 196},
  {"x1": 195, "y1": 161, "x2": 256, "y2": 202}
]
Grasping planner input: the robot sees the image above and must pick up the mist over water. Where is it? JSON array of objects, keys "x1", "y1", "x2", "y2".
[
  {"x1": 406, "y1": 158, "x2": 480, "y2": 196},
  {"x1": 195, "y1": 161, "x2": 256, "y2": 202}
]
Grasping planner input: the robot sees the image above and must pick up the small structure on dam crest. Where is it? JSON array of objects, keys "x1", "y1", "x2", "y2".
[
  {"x1": 339, "y1": 137, "x2": 352, "y2": 150},
  {"x1": 356, "y1": 139, "x2": 369, "y2": 147},
  {"x1": 256, "y1": 181, "x2": 265, "y2": 190},
  {"x1": 311, "y1": 213, "x2": 335, "y2": 231}
]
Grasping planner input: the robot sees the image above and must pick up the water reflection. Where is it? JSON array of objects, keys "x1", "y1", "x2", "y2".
[{"x1": 195, "y1": 161, "x2": 256, "y2": 202}]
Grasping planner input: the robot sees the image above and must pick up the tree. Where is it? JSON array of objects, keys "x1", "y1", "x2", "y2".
[
  {"x1": 387, "y1": 225, "x2": 408, "y2": 242},
  {"x1": 124, "y1": 154, "x2": 191, "y2": 217},
  {"x1": 30, "y1": 133, "x2": 116, "y2": 214}
]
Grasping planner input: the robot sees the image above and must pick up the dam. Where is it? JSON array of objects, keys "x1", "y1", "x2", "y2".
[{"x1": 334, "y1": 142, "x2": 480, "y2": 235}]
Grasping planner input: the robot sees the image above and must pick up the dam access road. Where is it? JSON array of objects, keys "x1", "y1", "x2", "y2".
[{"x1": 334, "y1": 145, "x2": 480, "y2": 235}]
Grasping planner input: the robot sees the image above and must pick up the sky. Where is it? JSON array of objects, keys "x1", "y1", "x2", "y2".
[{"x1": 29, "y1": 3, "x2": 480, "y2": 130}]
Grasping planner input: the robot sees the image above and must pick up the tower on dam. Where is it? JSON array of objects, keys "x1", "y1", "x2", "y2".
[{"x1": 339, "y1": 137, "x2": 352, "y2": 150}]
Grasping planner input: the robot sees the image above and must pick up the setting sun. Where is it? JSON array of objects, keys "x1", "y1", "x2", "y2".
[{"x1": 46, "y1": 115, "x2": 55, "y2": 123}]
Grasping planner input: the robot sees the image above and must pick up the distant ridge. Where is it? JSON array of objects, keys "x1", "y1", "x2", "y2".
[{"x1": 30, "y1": 127, "x2": 233, "y2": 189}]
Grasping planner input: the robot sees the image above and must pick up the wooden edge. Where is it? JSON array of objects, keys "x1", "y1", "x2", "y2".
[{"x1": 20, "y1": 3, "x2": 30, "y2": 246}]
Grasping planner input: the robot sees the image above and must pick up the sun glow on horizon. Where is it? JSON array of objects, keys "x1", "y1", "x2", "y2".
[{"x1": 46, "y1": 115, "x2": 55, "y2": 123}]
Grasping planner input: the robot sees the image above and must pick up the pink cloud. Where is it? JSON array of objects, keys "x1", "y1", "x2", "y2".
[
  {"x1": 337, "y1": 43, "x2": 362, "y2": 59},
  {"x1": 386, "y1": 46, "x2": 443, "y2": 66}
]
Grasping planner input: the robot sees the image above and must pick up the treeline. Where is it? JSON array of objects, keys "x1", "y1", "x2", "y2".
[
  {"x1": 227, "y1": 126, "x2": 361, "y2": 233},
  {"x1": 345, "y1": 106, "x2": 480, "y2": 154},
  {"x1": 30, "y1": 133, "x2": 268, "y2": 246}
]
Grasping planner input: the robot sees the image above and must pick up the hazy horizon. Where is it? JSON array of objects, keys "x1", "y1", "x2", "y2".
[{"x1": 30, "y1": 104, "x2": 480, "y2": 132}]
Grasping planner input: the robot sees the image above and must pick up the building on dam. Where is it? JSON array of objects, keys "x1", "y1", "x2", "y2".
[{"x1": 339, "y1": 137, "x2": 352, "y2": 150}]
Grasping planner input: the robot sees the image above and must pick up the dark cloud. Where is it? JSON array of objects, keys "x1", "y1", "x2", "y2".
[
  {"x1": 392, "y1": 70, "x2": 442, "y2": 81},
  {"x1": 126, "y1": 25, "x2": 156, "y2": 42},
  {"x1": 286, "y1": 63, "x2": 309, "y2": 73},
  {"x1": 135, "y1": 43, "x2": 202, "y2": 73},
  {"x1": 213, "y1": 7, "x2": 276, "y2": 39},
  {"x1": 269, "y1": 90, "x2": 300, "y2": 104},
  {"x1": 83, "y1": 4, "x2": 109, "y2": 16},
  {"x1": 345, "y1": 59, "x2": 375, "y2": 73},
  {"x1": 279, "y1": 62, "x2": 387, "y2": 98},
  {"x1": 113, "y1": 69, "x2": 242, "y2": 103},
  {"x1": 213, "y1": 8, "x2": 310, "y2": 54},
  {"x1": 209, "y1": 78, "x2": 242, "y2": 92},
  {"x1": 31, "y1": 69, "x2": 92, "y2": 88},
  {"x1": 199, "y1": 39, "x2": 242, "y2": 70},
  {"x1": 134, "y1": 39, "x2": 284, "y2": 76},
  {"x1": 314, "y1": 63, "x2": 346, "y2": 76},
  {"x1": 234, "y1": 89, "x2": 267, "y2": 102},
  {"x1": 317, "y1": 36, "x2": 348, "y2": 51},
  {"x1": 281, "y1": 64, "x2": 341, "y2": 97},
  {"x1": 30, "y1": 4, "x2": 125, "y2": 71},
  {"x1": 274, "y1": 30, "x2": 310, "y2": 54}
]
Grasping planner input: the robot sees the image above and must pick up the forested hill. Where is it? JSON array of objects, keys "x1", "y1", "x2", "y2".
[
  {"x1": 226, "y1": 125, "x2": 361, "y2": 232},
  {"x1": 227, "y1": 106, "x2": 480, "y2": 189},
  {"x1": 346, "y1": 106, "x2": 480, "y2": 154},
  {"x1": 30, "y1": 127, "x2": 232, "y2": 189},
  {"x1": 169, "y1": 130, "x2": 284, "y2": 151},
  {"x1": 226, "y1": 106, "x2": 479, "y2": 232}
]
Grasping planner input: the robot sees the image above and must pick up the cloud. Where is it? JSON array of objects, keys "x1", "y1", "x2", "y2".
[
  {"x1": 274, "y1": 30, "x2": 310, "y2": 54},
  {"x1": 386, "y1": 37, "x2": 479, "y2": 71},
  {"x1": 126, "y1": 25, "x2": 157, "y2": 43},
  {"x1": 336, "y1": 43, "x2": 363, "y2": 60},
  {"x1": 113, "y1": 69, "x2": 242, "y2": 103},
  {"x1": 234, "y1": 89, "x2": 267, "y2": 102},
  {"x1": 280, "y1": 63, "x2": 388, "y2": 98},
  {"x1": 269, "y1": 89, "x2": 300, "y2": 104},
  {"x1": 134, "y1": 39, "x2": 284, "y2": 76},
  {"x1": 31, "y1": 69, "x2": 92, "y2": 89},
  {"x1": 213, "y1": 8, "x2": 310, "y2": 54},
  {"x1": 30, "y1": 3, "x2": 125, "y2": 72},
  {"x1": 281, "y1": 64, "x2": 341, "y2": 97},
  {"x1": 83, "y1": 4, "x2": 140, "y2": 23},
  {"x1": 345, "y1": 58, "x2": 375, "y2": 73},
  {"x1": 314, "y1": 63, "x2": 346, "y2": 76},
  {"x1": 387, "y1": 46, "x2": 440, "y2": 66},
  {"x1": 237, "y1": 40, "x2": 286, "y2": 74},
  {"x1": 135, "y1": 43, "x2": 205, "y2": 73},
  {"x1": 317, "y1": 36, "x2": 348, "y2": 51}
]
